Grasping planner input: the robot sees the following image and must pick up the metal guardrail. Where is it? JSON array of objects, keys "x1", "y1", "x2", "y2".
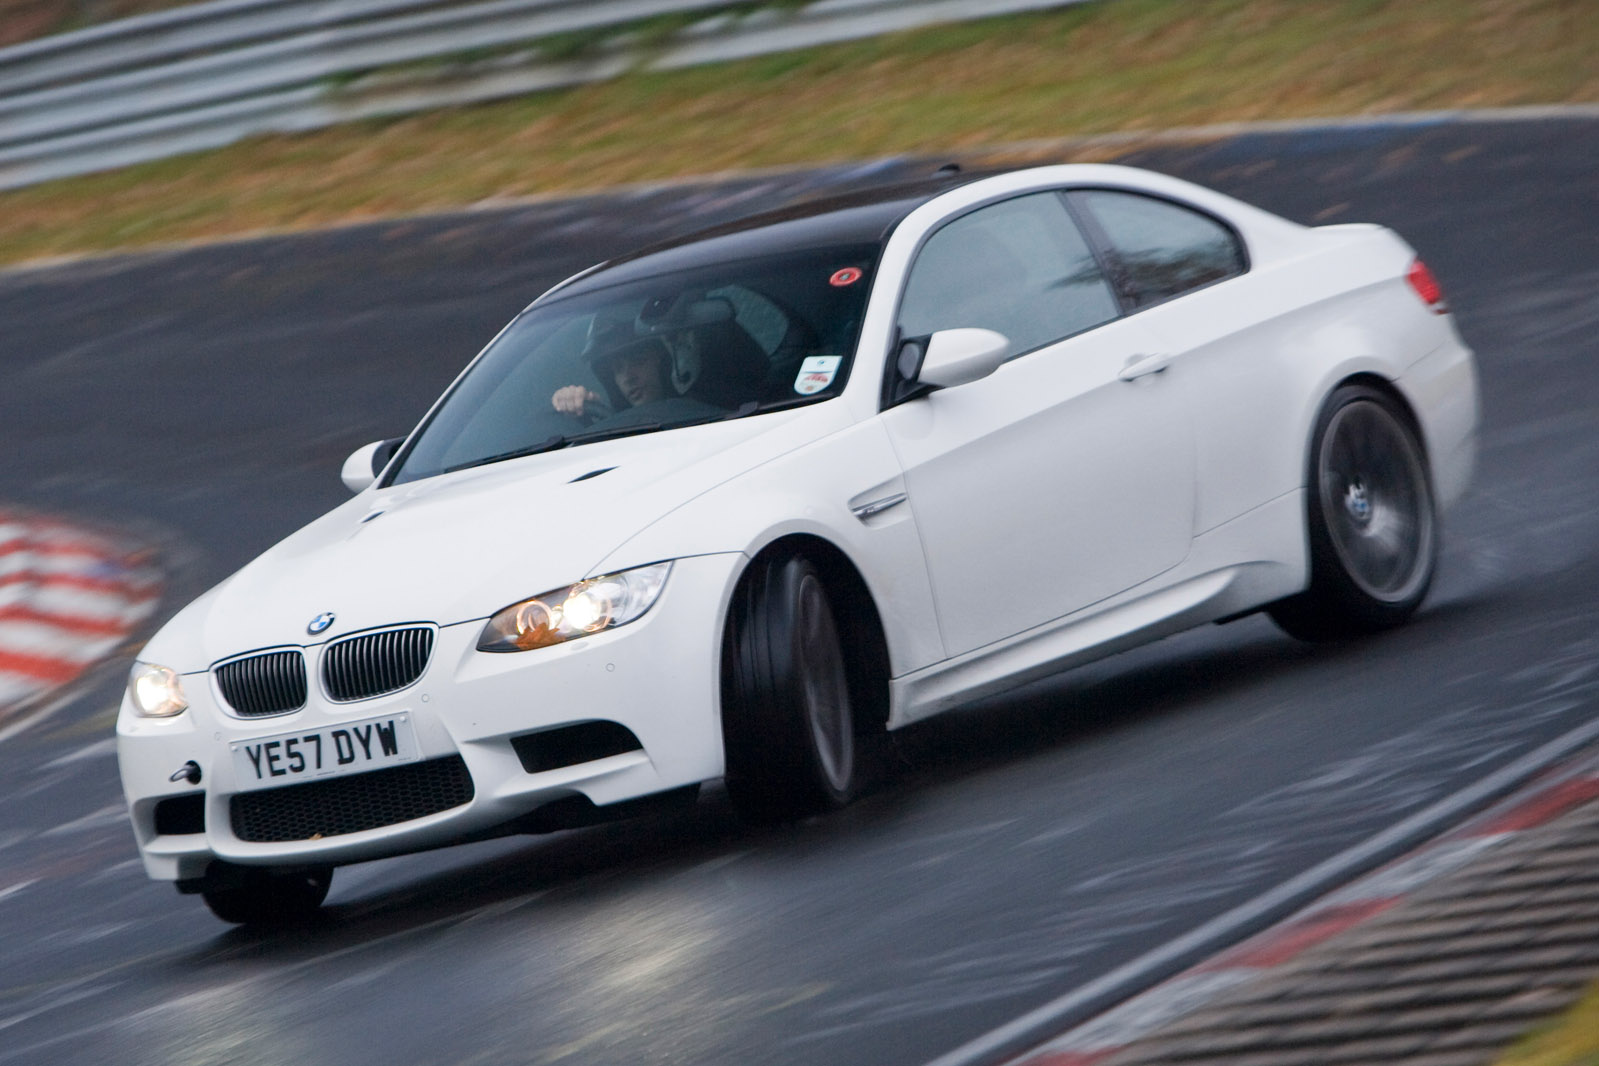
[{"x1": 0, "y1": 0, "x2": 1094, "y2": 190}]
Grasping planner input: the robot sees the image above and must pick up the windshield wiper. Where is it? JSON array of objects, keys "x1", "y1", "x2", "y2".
[
  {"x1": 443, "y1": 435, "x2": 566, "y2": 473},
  {"x1": 443, "y1": 422, "x2": 672, "y2": 474},
  {"x1": 736, "y1": 395, "x2": 825, "y2": 416}
]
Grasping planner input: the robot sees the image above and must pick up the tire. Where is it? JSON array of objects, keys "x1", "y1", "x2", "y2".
[
  {"x1": 1270, "y1": 384, "x2": 1438, "y2": 641},
  {"x1": 721, "y1": 554, "x2": 863, "y2": 822},
  {"x1": 201, "y1": 865, "x2": 332, "y2": 926}
]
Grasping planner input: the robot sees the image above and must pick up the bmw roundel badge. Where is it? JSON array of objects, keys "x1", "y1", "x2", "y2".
[{"x1": 307, "y1": 611, "x2": 336, "y2": 635}]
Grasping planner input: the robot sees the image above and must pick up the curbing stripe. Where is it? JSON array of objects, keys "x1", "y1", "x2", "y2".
[
  {"x1": 0, "y1": 510, "x2": 161, "y2": 717},
  {"x1": 1470, "y1": 776, "x2": 1599, "y2": 835},
  {"x1": 0, "y1": 648, "x2": 89, "y2": 684},
  {"x1": 925, "y1": 714, "x2": 1599, "y2": 1066},
  {"x1": 1192, "y1": 898, "x2": 1397, "y2": 972},
  {"x1": 0, "y1": 604, "x2": 138, "y2": 637},
  {"x1": 0, "y1": 620, "x2": 122, "y2": 660},
  {"x1": 1000, "y1": 752, "x2": 1599, "y2": 1066},
  {"x1": 0, "y1": 569, "x2": 159, "y2": 597}
]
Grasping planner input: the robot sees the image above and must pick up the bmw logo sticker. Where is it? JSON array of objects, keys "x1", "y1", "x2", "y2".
[{"x1": 307, "y1": 612, "x2": 336, "y2": 635}]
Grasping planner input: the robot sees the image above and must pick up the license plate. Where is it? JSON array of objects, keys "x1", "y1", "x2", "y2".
[{"x1": 230, "y1": 714, "x2": 421, "y2": 792}]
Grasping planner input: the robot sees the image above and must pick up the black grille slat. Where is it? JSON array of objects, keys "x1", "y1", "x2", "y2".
[
  {"x1": 216, "y1": 650, "x2": 307, "y2": 718},
  {"x1": 322, "y1": 626, "x2": 433, "y2": 702},
  {"x1": 230, "y1": 755, "x2": 473, "y2": 842},
  {"x1": 381, "y1": 631, "x2": 396, "y2": 693},
  {"x1": 268, "y1": 654, "x2": 285, "y2": 710}
]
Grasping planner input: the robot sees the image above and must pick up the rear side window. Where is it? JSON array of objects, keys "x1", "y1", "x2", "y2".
[
  {"x1": 1071, "y1": 190, "x2": 1246, "y2": 309},
  {"x1": 897, "y1": 191, "x2": 1119, "y2": 359}
]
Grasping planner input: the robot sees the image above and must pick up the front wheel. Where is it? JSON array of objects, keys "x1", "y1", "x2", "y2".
[
  {"x1": 722, "y1": 554, "x2": 863, "y2": 822},
  {"x1": 1270, "y1": 384, "x2": 1437, "y2": 641}
]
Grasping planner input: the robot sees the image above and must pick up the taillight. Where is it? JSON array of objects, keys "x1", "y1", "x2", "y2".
[{"x1": 1406, "y1": 259, "x2": 1448, "y2": 314}]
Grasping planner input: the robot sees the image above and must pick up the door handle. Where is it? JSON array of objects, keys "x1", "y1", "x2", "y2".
[{"x1": 1118, "y1": 352, "x2": 1173, "y2": 382}]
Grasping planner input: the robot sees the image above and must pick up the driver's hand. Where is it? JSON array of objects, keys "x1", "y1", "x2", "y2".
[{"x1": 552, "y1": 386, "x2": 602, "y2": 417}]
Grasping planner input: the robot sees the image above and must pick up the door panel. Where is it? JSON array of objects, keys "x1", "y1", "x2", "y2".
[{"x1": 881, "y1": 315, "x2": 1195, "y2": 657}]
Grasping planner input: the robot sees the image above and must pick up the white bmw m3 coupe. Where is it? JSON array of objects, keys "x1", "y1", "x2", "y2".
[{"x1": 117, "y1": 165, "x2": 1478, "y2": 923}]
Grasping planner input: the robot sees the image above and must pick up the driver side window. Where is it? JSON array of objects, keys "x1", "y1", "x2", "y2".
[{"x1": 897, "y1": 192, "x2": 1119, "y2": 359}]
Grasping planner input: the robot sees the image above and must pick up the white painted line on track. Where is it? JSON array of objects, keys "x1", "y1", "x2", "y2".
[
  {"x1": 0, "y1": 682, "x2": 90, "y2": 745},
  {"x1": 39, "y1": 803, "x2": 127, "y2": 838},
  {"x1": 0, "y1": 880, "x2": 37, "y2": 905},
  {"x1": 0, "y1": 675, "x2": 41, "y2": 706},
  {"x1": 0, "y1": 983, "x2": 110, "y2": 1036},
  {"x1": 921, "y1": 713, "x2": 1599, "y2": 1066},
  {"x1": 40, "y1": 736, "x2": 117, "y2": 769}
]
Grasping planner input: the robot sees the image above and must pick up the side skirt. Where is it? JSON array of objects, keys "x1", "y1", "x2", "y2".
[{"x1": 887, "y1": 490, "x2": 1307, "y2": 728}]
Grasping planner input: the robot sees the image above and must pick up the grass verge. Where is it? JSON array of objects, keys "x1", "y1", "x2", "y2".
[
  {"x1": 0, "y1": 0, "x2": 198, "y2": 48},
  {"x1": 1495, "y1": 979, "x2": 1599, "y2": 1066},
  {"x1": 1, "y1": 0, "x2": 1594, "y2": 267}
]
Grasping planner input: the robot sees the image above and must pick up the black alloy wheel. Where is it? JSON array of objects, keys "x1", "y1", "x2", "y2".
[
  {"x1": 1270, "y1": 383, "x2": 1438, "y2": 641},
  {"x1": 721, "y1": 554, "x2": 863, "y2": 821}
]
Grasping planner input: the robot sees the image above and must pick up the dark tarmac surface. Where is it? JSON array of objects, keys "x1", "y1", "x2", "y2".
[{"x1": 0, "y1": 116, "x2": 1595, "y2": 1066}]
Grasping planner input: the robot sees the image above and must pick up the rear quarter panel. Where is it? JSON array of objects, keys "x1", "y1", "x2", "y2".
[{"x1": 1133, "y1": 222, "x2": 1465, "y2": 533}]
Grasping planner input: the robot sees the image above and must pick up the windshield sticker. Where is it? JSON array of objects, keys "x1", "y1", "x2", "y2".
[
  {"x1": 794, "y1": 355, "x2": 842, "y2": 395},
  {"x1": 829, "y1": 267, "x2": 863, "y2": 288}
]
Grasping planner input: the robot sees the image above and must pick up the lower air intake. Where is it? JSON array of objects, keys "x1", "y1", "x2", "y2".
[
  {"x1": 154, "y1": 794, "x2": 205, "y2": 835},
  {"x1": 510, "y1": 721, "x2": 643, "y2": 774},
  {"x1": 230, "y1": 756, "x2": 473, "y2": 843}
]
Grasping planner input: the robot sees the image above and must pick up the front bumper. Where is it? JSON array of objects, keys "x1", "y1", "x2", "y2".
[{"x1": 117, "y1": 552, "x2": 741, "y2": 882}]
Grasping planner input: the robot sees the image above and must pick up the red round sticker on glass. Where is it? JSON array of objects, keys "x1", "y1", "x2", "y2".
[{"x1": 829, "y1": 267, "x2": 863, "y2": 288}]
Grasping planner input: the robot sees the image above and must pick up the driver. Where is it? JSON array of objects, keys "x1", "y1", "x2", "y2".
[{"x1": 551, "y1": 335, "x2": 674, "y2": 419}]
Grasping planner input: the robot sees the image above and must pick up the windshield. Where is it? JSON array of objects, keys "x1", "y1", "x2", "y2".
[{"x1": 389, "y1": 243, "x2": 880, "y2": 484}]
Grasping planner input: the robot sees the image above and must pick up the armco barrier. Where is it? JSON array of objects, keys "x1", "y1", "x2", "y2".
[{"x1": 0, "y1": 0, "x2": 1096, "y2": 190}]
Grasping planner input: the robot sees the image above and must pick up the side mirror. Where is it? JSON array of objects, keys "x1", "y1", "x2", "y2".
[
  {"x1": 914, "y1": 328, "x2": 1011, "y2": 390},
  {"x1": 341, "y1": 438, "x2": 403, "y2": 494}
]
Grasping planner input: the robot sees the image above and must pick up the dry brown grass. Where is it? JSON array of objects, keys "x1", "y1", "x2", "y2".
[
  {"x1": 0, "y1": 0, "x2": 197, "y2": 45},
  {"x1": 1494, "y1": 978, "x2": 1599, "y2": 1066},
  {"x1": 1, "y1": 0, "x2": 1592, "y2": 265}
]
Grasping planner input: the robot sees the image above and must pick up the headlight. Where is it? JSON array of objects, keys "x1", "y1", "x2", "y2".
[
  {"x1": 477, "y1": 561, "x2": 673, "y2": 653},
  {"x1": 128, "y1": 662, "x2": 189, "y2": 717}
]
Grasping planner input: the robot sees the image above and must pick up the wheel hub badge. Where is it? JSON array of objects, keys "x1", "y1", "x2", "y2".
[
  {"x1": 1345, "y1": 482, "x2": 1372, "y2": 524},
  {"x1": 307, "y1": 611, "x2": 336, "y2": 635}
]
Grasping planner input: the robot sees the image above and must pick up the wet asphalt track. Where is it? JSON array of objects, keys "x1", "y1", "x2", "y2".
[{"x1": 0, "y1": 116, "x2": 1596, "y2": 1066}]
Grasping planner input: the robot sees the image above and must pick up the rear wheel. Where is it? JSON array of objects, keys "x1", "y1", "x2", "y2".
[
  {"x1": 1270, "y1": 384, "x2": 1437, "y2": 641},
  {"x1": 722, "y1": 554, "x2": 864, "y2": 822},
  {"x1": 200, "y1": 864, "x2": 332, "y2": 926}
]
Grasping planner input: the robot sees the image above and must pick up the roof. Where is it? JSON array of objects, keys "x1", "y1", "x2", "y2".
[{"x1": 548, "y1": 172, "x2": 983, "y2": 299}]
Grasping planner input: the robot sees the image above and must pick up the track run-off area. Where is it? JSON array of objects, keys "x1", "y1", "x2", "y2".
[{"x1": 0, "y1": 113, "x2": 1595, "y2": 1066}]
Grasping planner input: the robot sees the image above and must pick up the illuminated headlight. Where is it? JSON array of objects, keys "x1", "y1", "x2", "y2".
[
  {"x1": 127, "y1": 662, "x2": 189, "y2": 718},
  {"x1": 477, "y1": 561, "x2": 672, "y2": 653}
]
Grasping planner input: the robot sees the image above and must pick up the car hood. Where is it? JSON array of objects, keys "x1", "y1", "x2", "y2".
[{"x1": 155, "y1": 407, "x2": 844, "y2": 671}]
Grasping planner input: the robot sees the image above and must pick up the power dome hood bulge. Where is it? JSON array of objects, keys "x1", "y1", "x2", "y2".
[{"x1": 158, "y1": 407, "x2": 840, "y2": 671}]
